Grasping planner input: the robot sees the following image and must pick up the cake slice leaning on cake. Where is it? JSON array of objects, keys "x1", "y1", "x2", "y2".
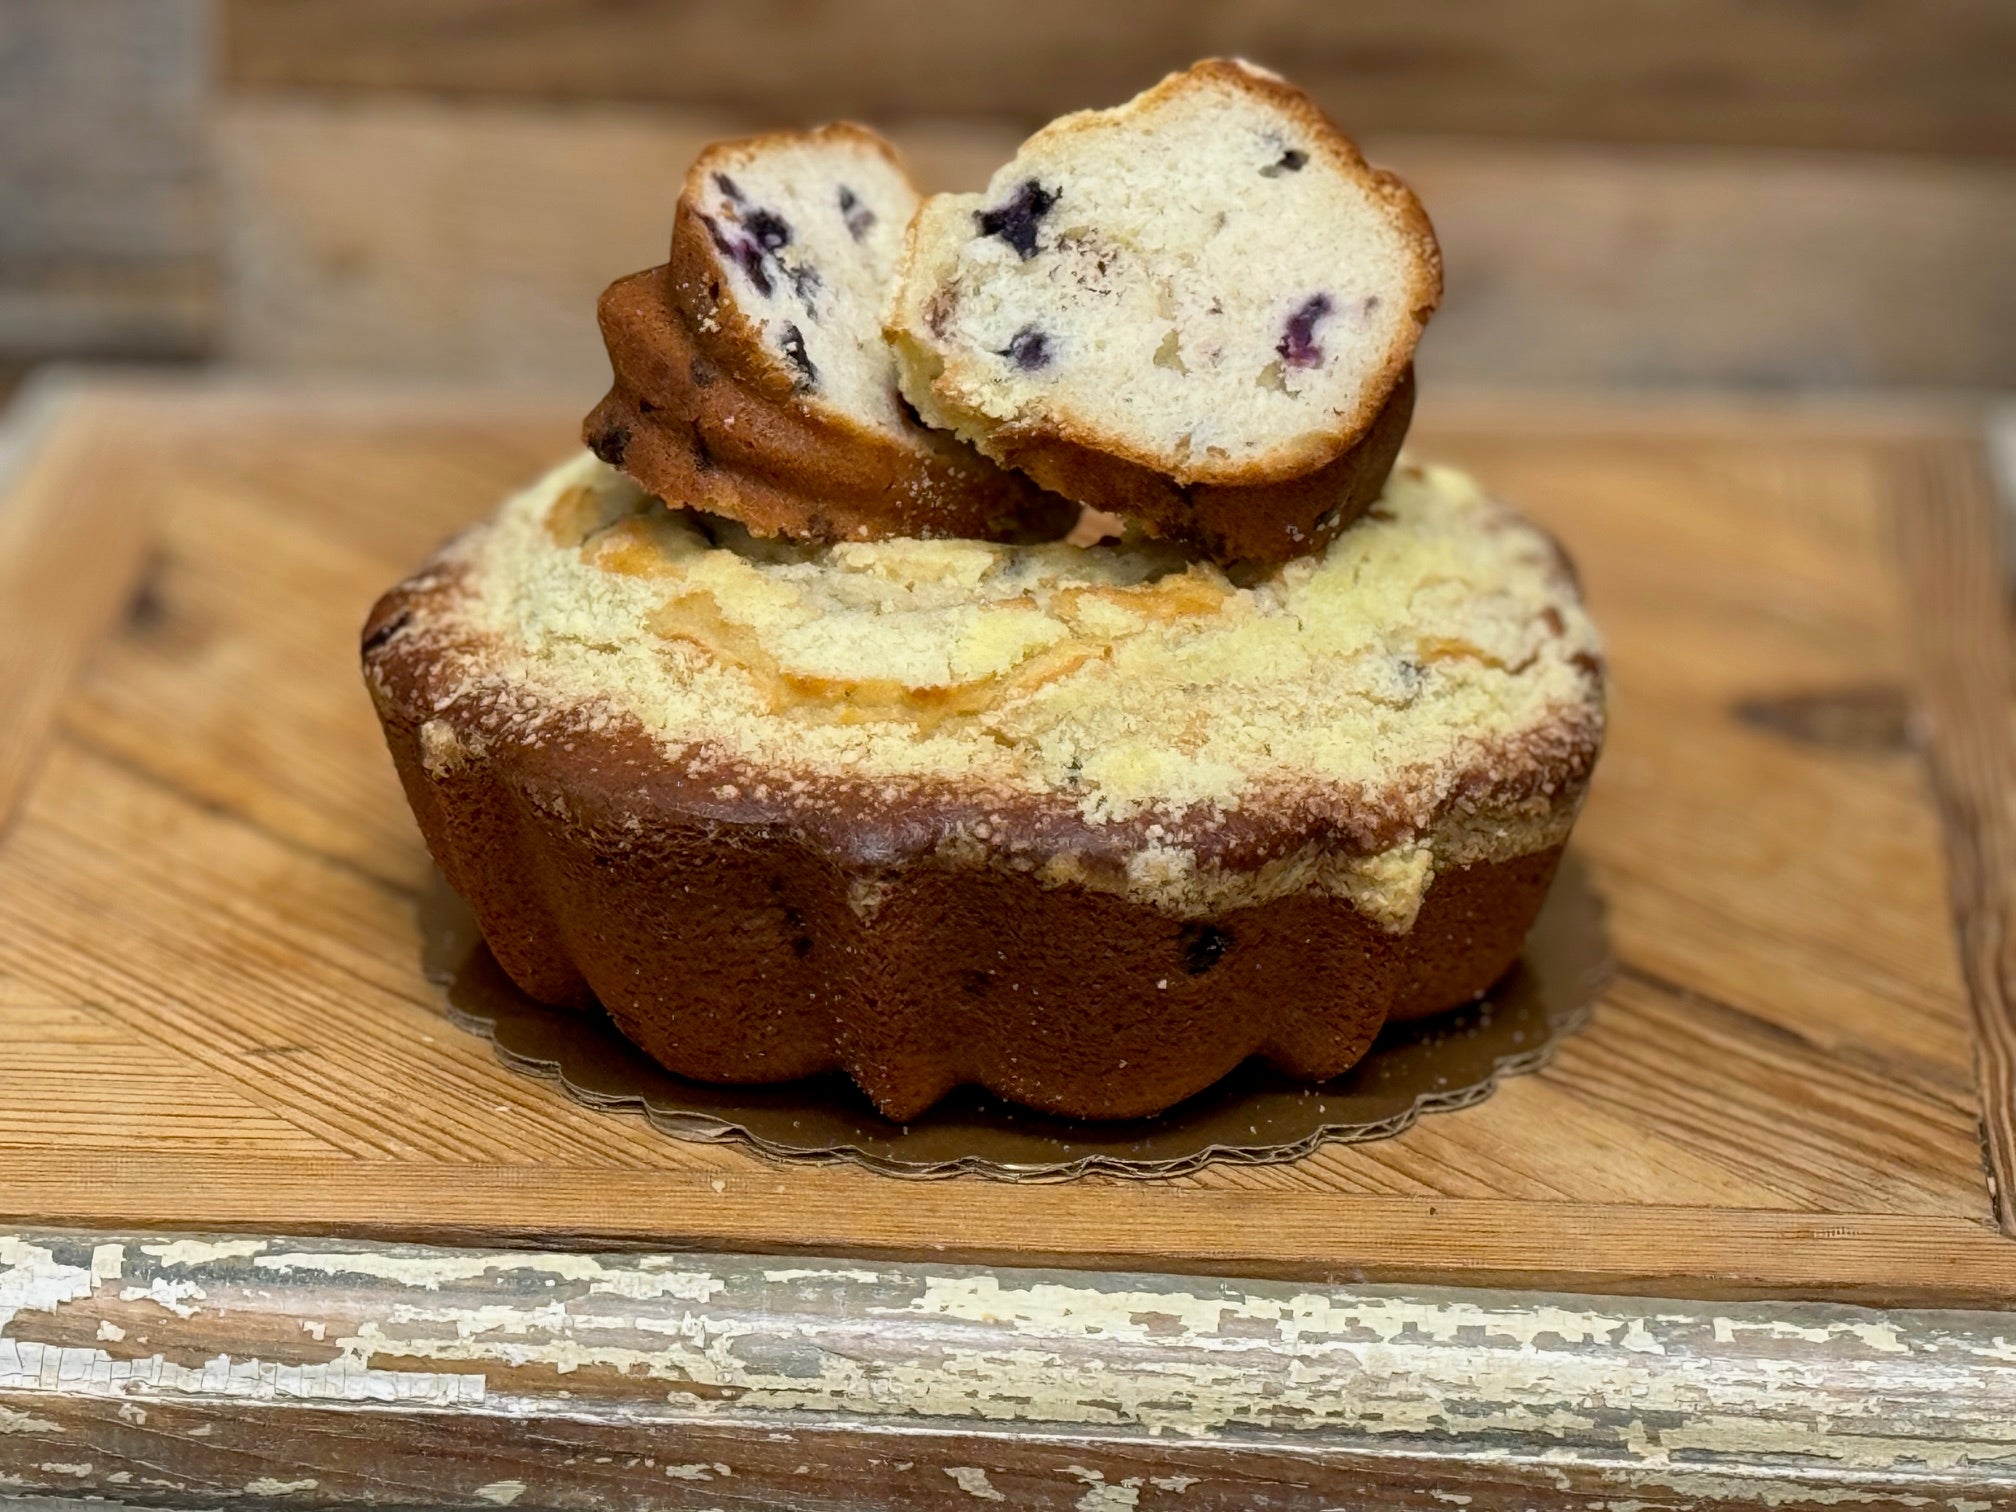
[
  {"x1": 585, "y1": 124, "x2": 1076, "y2": 546},
  {"x1": 887, "y1": 59, "x2": 1440, "y2": 569}
]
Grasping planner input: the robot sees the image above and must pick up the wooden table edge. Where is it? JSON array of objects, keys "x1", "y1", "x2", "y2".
[{"x1": 2, "y1": 1227, "x2": 2013, "y2": 1510}]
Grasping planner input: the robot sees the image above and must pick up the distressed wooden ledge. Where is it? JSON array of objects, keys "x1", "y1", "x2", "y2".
[{"x1": 2, "y1": 1230, "x2": 2014, "y2": 1510}]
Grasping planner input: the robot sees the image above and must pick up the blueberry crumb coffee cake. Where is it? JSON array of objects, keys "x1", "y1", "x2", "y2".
[{"x1": 365, "y1": 61, "x2": 1604, "y2": 1122}]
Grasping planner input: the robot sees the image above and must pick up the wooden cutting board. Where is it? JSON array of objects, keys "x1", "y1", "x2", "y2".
[{"x1": 2, "y1": 379, "x2": 2011, "y2": 1307}]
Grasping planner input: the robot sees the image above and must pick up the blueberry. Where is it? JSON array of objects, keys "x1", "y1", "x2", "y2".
[
  {"x1": 838, "y1": 185, "x2": 876, "y2": 242},
  {"x1": 735, "y1": 243, "x2": 773, "y2": 296},
  {"x1": 1180, "y1": 923, "x2": 1234, "y2": 975},
  {"x1": 713, "y1": 172, "x2": 746, "y2": 203},
  {"x1": 1000, "y1": 326, "x2": 1051, "y2": 370},
  {"x1": 779, "y1": 323, "x2": 818, "y2": 391},
  {"x1": 588, "y1": 423, "x2": 630, "y2": 466},
  {"x1": 745, "y1": 208, "x2": 792, "y2": 252},
  {"x1": 976, "y1": 179, "x2": 1059, "y2": 259},
  {"x1": 1276, "y1": 293, "x2": 1333, "y2": 369},
  {"x1": 361, "y1": 608, "x2": 412, "y2": 657},
  {"x1": 699, "y1": 213, "x2": 772, "y2": 297},
  {"x1": 1261, "y1": 147, "x2": 1307, "y2": 177}
]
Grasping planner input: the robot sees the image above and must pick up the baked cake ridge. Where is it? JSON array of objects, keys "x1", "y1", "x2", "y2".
[{"x1": 374, "y1": 451, "x2": 1601, "y2": 930}]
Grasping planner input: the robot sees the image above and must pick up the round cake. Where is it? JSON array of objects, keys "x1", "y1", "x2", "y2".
[{"x1": 363, "y1": 452, "x2": 1603, "y2": 1120}]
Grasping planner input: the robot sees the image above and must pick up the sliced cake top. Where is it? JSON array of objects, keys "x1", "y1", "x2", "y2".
[
  {"x1": 888, "y1": 59, "x2": 1442, "y2": 489},
  {"x1": 674, "y1": 123, "x2": 920, "y2": 436},
  {"x1": 585, "y1": 124, "x2": 1075, "y2": 545}
]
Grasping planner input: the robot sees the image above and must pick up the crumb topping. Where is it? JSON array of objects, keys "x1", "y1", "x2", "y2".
[{"x1": 420, "y1": 451, "x2": 1602, "y2": 924}]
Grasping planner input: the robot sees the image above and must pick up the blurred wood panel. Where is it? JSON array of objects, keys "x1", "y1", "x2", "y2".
[
  {"x1": 0, "y1": 0, "x2": 215, "y2": 358},
  {"x1": 214, "y1": 99, "x2": 1020, "y2": 383},
  {"x1": 217, "y1": 98, "x2": 2016, "y2": 390},
  {"x1": 1392, "y1": 140, "x2": 2016, "y2": 390},
  {"x1": 222, "y1": 0, "x2": 2016, "y2": 157}
]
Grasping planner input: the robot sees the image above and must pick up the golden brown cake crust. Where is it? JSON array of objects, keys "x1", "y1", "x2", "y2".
[
  {"x1": 586, "y1": 267, "x2": 1076, "y2": 544},
  {"x1": 988, "y1": 367, "x2": 1415, "y2": 568},
  {"x1": 366, "y1": 563, "x2": 1573, "y2": 1119},
  {"x1": 583, "y1": 123, "x2": 1076, "y2": 545}
]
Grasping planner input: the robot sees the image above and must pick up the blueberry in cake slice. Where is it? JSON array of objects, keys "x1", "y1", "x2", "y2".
[
  {"x1": 586, "y1": 124, "x2": 1074, "y2": 545},
  {"x1": 887, "y1": 60, "x2": 1440, "y2": 567}
]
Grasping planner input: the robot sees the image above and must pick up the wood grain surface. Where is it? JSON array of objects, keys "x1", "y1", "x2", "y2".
[
  {"x1": 215, "y1": 98, "x2": 2016, "y2": 390},
  {"x1": 0, "y1": 0, "x2": 215, "y2": 359},
  {"x1": 5, "y1": 1229, "x2": 2014, "y2": 1510},
  {"x1": 222, "y1": 0, "x2": 2016, "y2": 156},
  {"x1": 0, "y1": 382, "x2": 2009, "y2": 1306}
]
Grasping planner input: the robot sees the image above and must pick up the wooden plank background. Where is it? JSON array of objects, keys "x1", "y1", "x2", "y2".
[
  {"x1": 0, "y1": 0, "x2": 214, "y2": 360},
  {"x1": 222, "y1": 0, "x2": 2016, "y2": 156},
  {"x1": 4, "y1": 0, "x2": 2015, "y2": 389}
]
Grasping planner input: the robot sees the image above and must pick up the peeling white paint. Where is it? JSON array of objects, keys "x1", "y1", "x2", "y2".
[
  {"x1": 0, "y1": 1337, "x2": 485, "y2": 1408},
  {"x1": 142, "y1": 1239, "x2": 270, "y2": 1268},
  {"x1": 256, "y1": 1250, "x2": 720, "y2": 1302},
  {"x1": 37, "y1": 1462, "x2": 92, "y2": 1475},
  {"x1": 120, "y1": 1277, "x2": 206, "y2": 1318},
  {"x1": 475, "y1": 1479, "x2": 526, "y2": 1505},
  {"x1": 946, "y1": 1466, "x2": 1006, "y2": 1500},
  {"x1": 246, "y1": 1478, "x2": 320, "y2": 1494},
  {"x1": 7, "y1": 1237, "x2": 2016, "y2": 1499},
  {"x1": 0, "y1": 1406, "x2": 58, "y2": 1434},
  {"x1": 0, "y1": 1240, "x2": 97, "y2": 1330},
  {"x1": 1062, "y1": 1466, "x2": 1143, "y2": 1512},
  {"x1": 96, "y1": 1321, "x2": 125, "y2": 1342}
]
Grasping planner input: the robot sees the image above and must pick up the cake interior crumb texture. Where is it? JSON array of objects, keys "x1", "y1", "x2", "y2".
[
  {"x1": 692, "y1": 130, "x2": 918, "y2": 433},
  {"x1": 889, "y1": 60, "x2": 1436, "y2": 483},
  {"x1": 408, "y1": 451, "x2": 1601, "y2": 928}
]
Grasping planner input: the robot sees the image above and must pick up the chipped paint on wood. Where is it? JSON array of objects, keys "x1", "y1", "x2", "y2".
[
  {"x1": 0, "y1": 1406, "x2": 58, "y2": 1434},
  {"x1": 1, "y1": 1230, "x2": 2013, "y2": 1510},
  {"x1": 947, "y1": 1465, "x2": 1007, "y2": 1499},
  {"x1": 143, "y1": 1239, "x2": 272, "y2": 1268},
  {"x1": 255, "y1": 1248, "x2": 722, "y2": 1301}
]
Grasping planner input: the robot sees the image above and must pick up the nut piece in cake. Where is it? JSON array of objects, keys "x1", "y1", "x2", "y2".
[
  {"x1": 585, "y1": 124, "x2": 1076, "y2": 545},
  {"x1": 886, "y1": 59, "x2": 1441, "y2": 568}
]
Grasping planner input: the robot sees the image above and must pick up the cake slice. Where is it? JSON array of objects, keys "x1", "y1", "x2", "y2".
[
  {"x1": 886, "y1": 60, "x2": 1440, "y2": 567},
  {"x1": 585, "y1": 124, "x2": 1074, "y2": 545}
]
